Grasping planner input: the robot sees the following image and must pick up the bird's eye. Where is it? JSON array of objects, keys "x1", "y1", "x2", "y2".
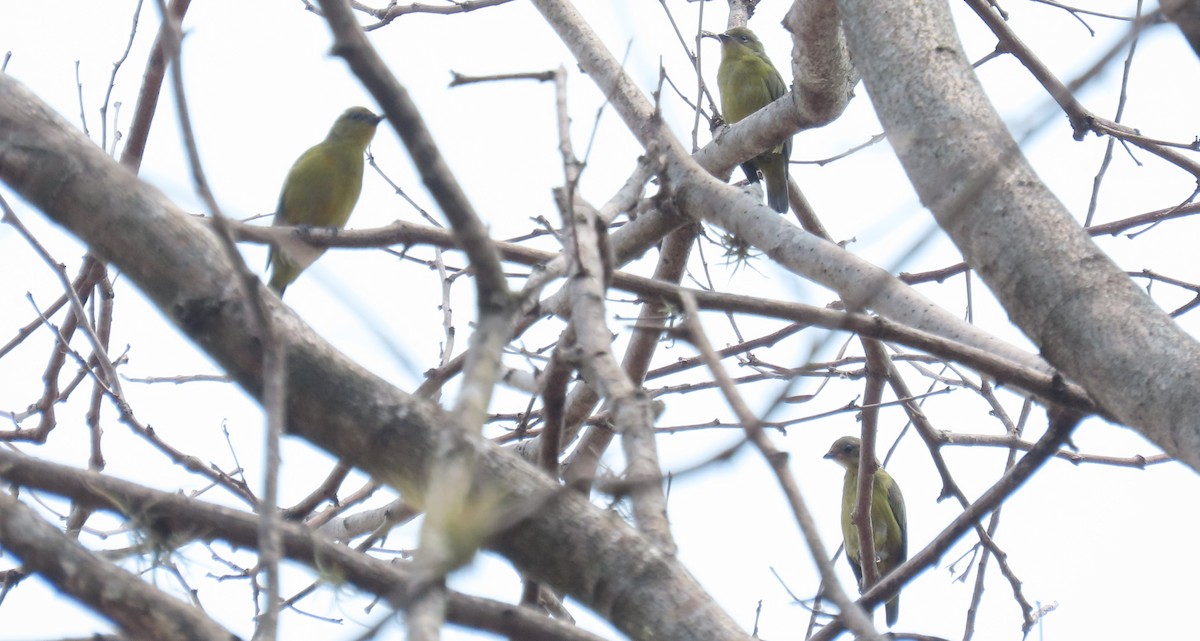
[{"x1": 739, "y1": 36, "x2": 749, "y2": 42}]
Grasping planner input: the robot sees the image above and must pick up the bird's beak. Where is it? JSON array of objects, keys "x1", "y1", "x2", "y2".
[
  {"x1": 823, "y1": 450, "x2": 837, "y2": 460},
  {"x1": 372, "y1": 114, "x2": 385, "y2": 125},
  {"x1": 700, "y1": 31, "x2": 725, "y2": 42}
]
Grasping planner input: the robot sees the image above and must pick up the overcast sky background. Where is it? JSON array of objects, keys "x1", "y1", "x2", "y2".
[{"x1": 2, "y1": 1, "x2": 1200, "y2": 640}]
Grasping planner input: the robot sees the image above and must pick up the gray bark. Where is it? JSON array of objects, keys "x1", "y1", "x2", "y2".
[{"x1": 836, "y1": 0, "x2": 1200, "y2": 469}]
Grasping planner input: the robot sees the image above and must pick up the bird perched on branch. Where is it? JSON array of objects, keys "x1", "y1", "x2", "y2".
[
  {"x1": 824, "y1": 436, "x2": 907, "y2": 627},
  {"x1": 268, "y1": 106, "x2": 384, "y2": 295},
  {"x1": 710, "y1": 26, "x2": 791, "y2": 213}
]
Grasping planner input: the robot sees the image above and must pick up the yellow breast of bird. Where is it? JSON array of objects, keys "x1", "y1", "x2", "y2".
[
  {"x1": 279, "y1": 146, "x2": 365, "y2": 229},
  {"x1": 717, "y1": 56, "x2": 780, "y2": 124},
  {"x1": 842, "y1": 472, "x2": 899, "y2": 563}
]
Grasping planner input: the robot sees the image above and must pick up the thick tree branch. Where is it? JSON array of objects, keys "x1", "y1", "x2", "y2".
[
  {"x1": 0, "y1": 73, "x2": 750, "y2": 641},
  {"x1": 836, "y1": 0, "x2": 1200, "y2": 472},
  {"x1": 0, "y1": 491, "x2": 234, "y2": 641},
  {"x1": 0, "y1": 449, "x2": 608, "y2": 641},
  {"x1": 529, "y1": 0, "x2": 1060, "y2": 390}
]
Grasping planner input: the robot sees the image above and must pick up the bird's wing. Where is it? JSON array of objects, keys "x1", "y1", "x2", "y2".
[
  {"x1": 766, "y1": 64, "x2": 787, "y2": 102},
  {"x1": 273, "y1": 144, "x2": 320, "y2": 225},
  {"x1": 764, "y1": 65, "x2": 791, "y2": 160},
  {"x1": 277, "y1": 147, "x2": 345, "y2": 227},
  {"x1": 886, "y1": 474, "x2": 907, "y2": 564}
]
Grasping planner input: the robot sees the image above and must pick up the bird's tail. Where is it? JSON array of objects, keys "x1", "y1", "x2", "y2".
[
  {"x1": 885, "y1": 593, "x2": 899, "y2": 627},
  {"x1": 759, "y1": 153, "x2": 789, "y2": 213},
  {"x1": 268, "y1": 250, "x2": 296, "y2": 296}
]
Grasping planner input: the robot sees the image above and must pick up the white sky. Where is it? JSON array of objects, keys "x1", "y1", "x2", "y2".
[{"x1": 2, "y1": 1, "x2": 1199, "y2": 640}]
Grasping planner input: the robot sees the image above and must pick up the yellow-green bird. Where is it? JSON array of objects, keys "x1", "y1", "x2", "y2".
[
  {"x1": 268, "y1": 106, "x2": 384, "y2": 295},
  {"x1": 824, "y1": 436, "x2": 907, "y2": 627},
  {"x1": 712, "y1": 26, "x2": 791, "y2": 213}
]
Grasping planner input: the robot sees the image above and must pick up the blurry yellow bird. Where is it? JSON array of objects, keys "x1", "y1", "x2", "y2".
[
  {"x1": 824, "y1": 436, "x2": 907, "y2": 627},
  {"x1": 711, "y1": 26, "x2": 791, "y2": 213},
  {"x1": 268, "y1": 106, "x2": 384, "y2": 295}
]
